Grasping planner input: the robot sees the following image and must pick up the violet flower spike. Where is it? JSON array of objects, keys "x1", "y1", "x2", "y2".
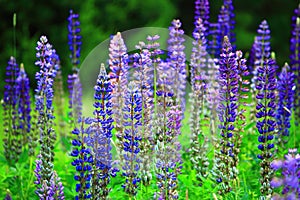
[
  {"x1": 276, "y1": 63, "x2": 295, "y2": 151},
  {"x1": 167, "y1": 19, "x2": 186, "y2": 113},
  {"x1": 194, "y1": 0, "x2": 210, "y2": 39}
]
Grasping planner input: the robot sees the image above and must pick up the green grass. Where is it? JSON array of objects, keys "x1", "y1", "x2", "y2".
[{"x1": 0, "y1": 99, "x2": 299, "y2": 200}]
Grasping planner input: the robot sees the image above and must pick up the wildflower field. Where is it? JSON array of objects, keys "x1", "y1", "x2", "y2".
[{"x1": 0, "y1": 0, "x2": 300, "y2": 200}]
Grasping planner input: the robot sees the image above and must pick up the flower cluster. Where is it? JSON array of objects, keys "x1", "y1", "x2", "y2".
[
  {"x1": 189, "y1": 18, "x2": 210, "y2": 185},
  {"x1": 276, "y1": 64, "x2": 295, "y2": 150},
  {"x1": 255, "y1": 58, "x2": 277, "y2": 197},
  {"x1": 2, "y1": 56, "x2": 21, "y2": 164},
  {"x1": 213, "y1": 36, "x2": 239, "y2": 193},
  {"x1": 271, "y1": 149, "x2": 300, "y2": 199},
  {"x1": 290, "y1": 4, "x2": 300, "y2": 125},
  {"x1": 67, "y1": 10, "x2": 82, "y2": 127},
  {"x1": 194, "y1": 0, "x2": 210, "y2": 38},
  {"x1": 34, "y1": 36, "x2": 62, "y2": 198},
  {"x1": 16, "y1": 64, "x2": 33, "y2": 155},
  {"x1": 167, "y1": 19, "x2": 186, "y2": 113},
  {"x1": 89, "y1": 64, "x2": 118, "y2": 199},
  {"x1": 71, "y1": 117, "x2": 93, "y2": 199},
  {"x1": 121, "y1": 82, "x2": 142, "y2": 196},
  {"x1": 109, "y1": 32, "x2": 129, "y2": 154}
]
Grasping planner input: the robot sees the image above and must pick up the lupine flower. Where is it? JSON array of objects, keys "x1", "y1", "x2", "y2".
[
  {"x1": 109, "y1": 32, "x2": 129, "y2": 156},
  {"x1": 167, "y1": 19, "x2": 186, "y2": 113},
  {"x1": 213, "y1": 36, "x2": 239, "y2": 194},
  {"x1": 34, "y1": 36, "x2": 60, "y2": 197},
  {"x1": 121, "y1": 82, "x2": 142, "y2": 196},
  {"x1": 276, "y1": 64, "x2": 295, "y2": 151},
  {"x1": 256, "y1": 58, "x2": 277, "y2": 198},
  {"x1": 133, "y1": 42, "x2": 154, "y2": 186},
  {"x1": 290, "y1": 4, "x2": 300, "y2": 125},
  {"x1": 154, "y1": 61, "x2": 182, "y2": 199},
  {"x1": 194, "y1": 0, "x2": 210, "y2": 38},
  {"x1": 67, "y1": 10, "x2": 82, "y2": 127},
  {"x1": 189, "y1": 18, "x2": 209, "y2": 185},
  {"x1": 223, "y1": 0, "x2": 236, "y2": 49},
  {"x1": 71, "y1": 117, "x2": 93, "y2": 199},
  {"x1": 88, "y1": 64, "x2": 118, "y2": 199},
  {"x1": 249, "y1": 20, "x2": 272, "y2": 135},
  {"x1": 271, "y1": 149, "x2": 300, "y2": 199},
  {"x1": 68, "y1": 9, "x2": 82, "y2": 69},
  {"x1": 208, "y1": 22, "x2": 221, "y2": 58},
  {"x1": 2, "y1": 56, "x2": 21, "y2": 164},
  {"x1": 16, "y1": 64, "x2": 33, "y2": 155}
]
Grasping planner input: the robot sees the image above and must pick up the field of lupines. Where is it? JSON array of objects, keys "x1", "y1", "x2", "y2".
[{"x1": 1, "y1": 0, "x2": 300, "y2": 199}]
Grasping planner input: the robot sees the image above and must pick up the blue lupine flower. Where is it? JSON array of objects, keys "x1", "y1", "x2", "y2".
[
  {"x1": 276, "y1": 64, "x2": 295, "y2": 150},
  {"x1": 167, "y1": 19, "x2": 186, "y2": 113},
  {"x1": 290, "y1": 4, "x2": 300, "y2": 125},
  {"x1": 214, "y1": 36, "x2": 239, "y2": 193},
  {"x1": 194, "y1": 0, "x2": 210, "y2": 39},
  {"x1": 121, "y1": 82, "x2": 142, "y2": 196},
  {"x1": 88, "y1": 64, "x2": 118, "y2": 199},
  {"x1": 255, "y1": 57, "x2": 277, "y2": 197},
  {"x1": 2, "y1": 56, "x2": 21, "y2": 164}
]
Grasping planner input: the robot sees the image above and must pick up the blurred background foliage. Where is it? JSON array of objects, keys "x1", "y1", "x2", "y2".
[{"x1": 0, "y1": 0, "x2": 298, "y2": 95}]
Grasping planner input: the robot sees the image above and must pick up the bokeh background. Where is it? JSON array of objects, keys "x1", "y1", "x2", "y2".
[{"x1": 0, "y1": 0, "x2": 298, "y2": 95}]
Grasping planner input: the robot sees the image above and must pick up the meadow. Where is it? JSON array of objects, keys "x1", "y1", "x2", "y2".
[{"x1": 1, "y1": 0, "x2": 300, "y2": 200}]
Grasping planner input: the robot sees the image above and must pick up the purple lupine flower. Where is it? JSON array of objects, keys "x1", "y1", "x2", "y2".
[
  {"x1": 154, "y1": 61, "x2": 182, "y2": 199},
  {"x1": 109, "y1": 32, "x2": 129, "y2": 155},
  {"x1": 223, "y1": 0, "x2": 236, "y2": 49},
  {"x1": 89, "y1": 64, "x2": 118, "y2": 198},
  {"x1": 121, "y1": 82, "x2": 142, "y2": 196},
  {"x1": 167, "y1": 19, "x2": 186, "y2": 113},
  {"x1": 276, "y1": 64, "x2": 295, "y2": 150},
  {"x1": 213, "y1": 36, "x2": 239, "y2": 193},
  {"x1": 49, "y1": 171, "x2": 65, "y2": 200},
  {"x1": 208, "y1": 22, "x2": 221, "y2": 58},
  {"x1": 256, "y1": 58, "x2": 277, "y2": 198},
  {"x1": 16, "y1": 64, "x2": 33, "y2": 155},
  {"x1": 67, "y1": 10, "x2": 82, "y2": 127},
  {"x1": 68, "y1": 9, "x2": 82, "y2": 69},
  {"x1": 271, "y1": 149, "x2": 300, "y2": 199},
  {"x1": 290, "y1": 4, "x2": 300, "y2": 125},
  {"x1": 189, "y1": 18, "x2": 209, "y2": 185},
  {"x1": 133, "y1": 43, "x2": 154, "y2": 186},
  {"x1": 34, "y1": 36, "x2": 59, "y2": 197},
  {"x1": 217, "y1": 6, "x2": 230, "y2": 56},
  {"x1": 2, "y1": 56, "x2": 21, "y2": 164},
  {"x1": 194, "y1": 0, "x2": 210, "y2": 39},
  {"x1": 71, "y1": 117, "x2": 93, "y2": 200}
]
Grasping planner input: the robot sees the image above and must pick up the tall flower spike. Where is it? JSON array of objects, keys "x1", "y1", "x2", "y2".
[
  {"x1": 109, "y1": 32, "x2": 129, "y2": 160},
  {"x1": 121, "y1": 82, "x2": 142, "y2": 196},
  {"x1": 68, "y1": 9, "x2": 82, "y2": 70},
  {"x1": 290, "y1": 4, "x2": 300, "y2": 125},
  {"x1": 189, "y1": 18, "x2": 210, "y2": 185},
  {"x1": 88, "y1": 64, "x2": 118, "y2": 199},
  {"x1": 213, "y1": 36, "x2": 239, "y2": 194},
  {"x1": 67, "y1": 10, "x2": 82, "y2": 127},
  {"x1": 133, "y1": 43, "x2": 153, "y2": 186},
  {"x1": 271, "y1": 149, "x2": 300, "y2": 199},
  {"x1": 194, "y1": 0, "x2": 210, "y2": 38},
  {"x1": 2, "y1": 56, "x2": 21, "y2": 164},
  {"x1": 167, "y1": 19, "x2": 186, "y2": 113},
  {"x1": 154, "y1": 61, "x2": 182, "y2": 199},
  {"x1": 70, "y1": 117, "x2": 93, "y2": 200},
  {"x1": 34, "y1": 36, "x2": 60, "y2": 198},
  {"x1": 256, "y1": 58, "x2": 277, "y2": 198},
  {"x1": 16, "y1": 64, "x2": 33, "y2": 155},
  {"x1": 276, "y1": 64, "x2": 295, "y2": 152}
]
